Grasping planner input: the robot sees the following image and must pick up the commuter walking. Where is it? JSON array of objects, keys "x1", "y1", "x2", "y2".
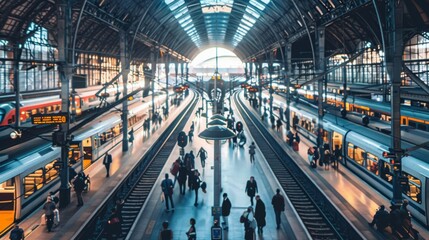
[
  {"x1": 276, "y1": 118, "x2": 283, "y2": 132},
  {"x1": 188, "y1": 129, "x2": 194, "y2": 143},
  {"x1": 73, "y1": 172, "x2": 86, "y2": 207},
  {"x1": 128, "y1": 128, "x2": 134, "y2": 143},
  {"x1": 9, "y1": 224, "x2": 24, "y2": 240},
  {"x1": 107, "y1": 208, "x2": 121, "y2": 239},
  {"x1": 161, "y1": 173, "x2": 174, "y2": 212},
  {"x1": 186, "y1": 218, "x2": 197, "y2": 240},
  {"x1": 248, "y1": 142, "x2": 256, "y2": 164},
  {"x1": 190, "y1": 121, "x2": 195, "y2": 132},
  {"x1": 103, "y1": 151, "x2": 112, "y2": 178},
  {"x1": 159, "y1": 221, "x2": 173, "y2": 240},
  {"x1": 307, "y1": 147, "x2": 314, "y2": 164},
  {"x1": 43, "y1": 198, "x2": 56, "y2": 232},
  {"x1": 196, "y1": 147, "x2": 207, "y2": 168},
  {"x1": 271, "y1": 188, "x2": 285, "y2": 229},
  {"x1": 254, "y1": 195, "x2": 266, "y2": 235},
  {"x1": 191, "y1": 170, "x2": 201, "y2": 206},
  {"x1": 245, "y1": 176, "x2": 258, "y2": 206},
  {"x1": 170, "y1": 158, "x2": 180, "y2": 186},
  {"x1": 241, "y1": 206, "x2": 256, "y2": 240},
  {"x1": 221, "y1": 193, "x2": 231, "y2": 230},
  {"x1": 178, "y1": 163, "x2": 187, "y2": 195}
]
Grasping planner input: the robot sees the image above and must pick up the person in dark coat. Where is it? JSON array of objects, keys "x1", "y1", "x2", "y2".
[
  {"x1": 221, "y1": 193, "x2": 232, "y2": 230},
  {"x1": 159, "y1": 221, "x2": 173, "y2": 240},
  {"x1": 161, "y1": 173, "x2": 174, "y2": 211},
  {"x1": 43, "y1": 198, "x2": 56, "y2": 232},
  {"x1": 128, "y1": 128, "x2": 134, "y2": 143},
  {"x1": 177, "y1": 163, "x2": 187, "y2": 195},
  {"x1": 254, "y1": 195, "x2": 266, "y2": 235},
  {"x1": 191, "y1": 170, "x2": 201, "y2": 207},
  {"x1": 103, "y1": 151, "x2": 112, "y2": 177},
  {"x1": 9, "y1": 224, "x2": 24, "y2": 240},
  {"x1": 271, "y1": 188, "x2": 285, "y2": 229},
  {"x1": 73, "y1": 172, "x2": 86, "y2": 207},
  {"x1": 368, "y1": 205, "x2": 389, "y2": 231},
  {"x1": 245, "y1": 176, "x2": 258, "y2": 206}
]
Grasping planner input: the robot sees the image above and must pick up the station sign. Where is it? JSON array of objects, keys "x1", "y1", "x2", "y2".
[{"x1": 32, "y1": 113, "x2": 68, "y2": 125}]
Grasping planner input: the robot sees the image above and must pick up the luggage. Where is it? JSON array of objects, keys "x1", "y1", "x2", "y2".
[
  {"x1": 293, "y1": 142, "x2": 299, "y2": 151},
  {"x1": 310, "y1": 161, "x2": 317, "y2": 168}
]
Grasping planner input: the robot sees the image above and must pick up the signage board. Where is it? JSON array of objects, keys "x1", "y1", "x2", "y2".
[{"x1": 32, "y1": 113, "x2": 68, "y2": 125}]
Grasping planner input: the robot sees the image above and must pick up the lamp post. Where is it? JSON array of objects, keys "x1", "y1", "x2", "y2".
[{"x1": 198, "y1": 124, "x2": 235, "y2": 221}]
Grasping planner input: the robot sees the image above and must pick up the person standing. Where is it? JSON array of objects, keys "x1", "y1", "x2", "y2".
[
  {"x1": 188, "y1": 129, "x2": 194, "y2": 143},
  {"x1": 128, "y1": 128, "x2": 134, "y2": 144},
  {"x1": 248, "y1": 142, "x2": 256, "y2": 164},
  {"x1": 43, "y1": 198, "x2": 56, "y2": 232},
  {"x1": 271, "y1": 189, "x2": 285, "y2": 229},
  {"x1": 186, "y1": 218, "x2": 197, "y2": 240},
  {"x1": 159, "y1": 221, "x2": 173, "y2": 240},
  {"x1": 191, "y1": 170, "x2": 201, "y2": 207},
  {"x1": 245, "y1": 176, "x2": 258, "y2": 206},
  {"x1": 161, "y1": 173, "x2": 174, "y2": 212},
  {"x1": 73, "y1": 172, "x2": 85, "y2": 207},
  {"x1": 324, "y1": 149, "x2": 331, "y2": 170},
  {"x1": 178, "y1": 163, "x2": 187, "y2": 195},
  {"x1": 196, "y1": 147, "x2": 207, "y2": 168},
  {"x1": 107, "y1": 208, "x2": 121, "y2": 239},
  {"x1": 254, "y1": 195, "x2": 266, "y2": 235},
  {"x1": 307, "y1": 147, "x2": 314, "y2": 164},
  {"x1": 103, "y1": 151, "x2": 112, "y2": 178},
  {"x1": 242, "y1": 206, "x2": 256, "y2": 240},
  {"x1": 221, "y1": 193, "x2": 231, "y2": 230},
  {"x1": 333, "y1": 146, "x2": 341, "y2": 169},
  {"x1": 9, "y1": 224, "x2": 24, "y2": 240}
]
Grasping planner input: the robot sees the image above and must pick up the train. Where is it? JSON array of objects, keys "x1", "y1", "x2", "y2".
[
  {"x1": 0, "y1": 85, "x2": 138, "y2": 127},
  {"x1": 284, "y1": 100, "x2": 429, "y2": 227},
  {"x1": 0, "y1": 92, "x2": 171, "y2": 236}
]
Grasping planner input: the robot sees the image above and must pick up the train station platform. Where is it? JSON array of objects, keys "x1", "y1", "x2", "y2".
[
  {"x1": 245, "y1": 93, "x2": 429, "y2": 240},
  {"x1": 0, "y1": 94, "x2": 193, "y2": 240},
  {"x1": 127, "y1": 98, "x2": 309, "y2": 239}
]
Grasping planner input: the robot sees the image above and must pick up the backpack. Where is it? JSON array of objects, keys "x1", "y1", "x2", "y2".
[
  {"x1": 240, "y1": 212, "x2": 248, "y2": 223},
  {"x1": 170, "y1": 161, "x2": 180, "y2": 176}
]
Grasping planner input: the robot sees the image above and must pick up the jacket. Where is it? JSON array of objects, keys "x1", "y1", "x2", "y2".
[
  {"x1": 271, "y1": 193, "x2": 285, "y2": 212},
  {"x1": 245, "y1": 180, "x2": 258, "y2": 197},
  {"x1": 222, "y1": 197, "x2": 232, "y2": 216},
  {"x1": 255, "y1": 199, "x2": 266, "y2": 227}
]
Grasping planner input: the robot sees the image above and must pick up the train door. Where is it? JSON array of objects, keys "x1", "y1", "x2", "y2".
[
  {"x1": 0, "y1": 178, "x2": 15, "y2": 235},
  {"x1": 332, "y1": 131, "x2": 344, "y2": 165},
  {"x1": 82, "y1": 137, "x2": 93, "y2": 170}
]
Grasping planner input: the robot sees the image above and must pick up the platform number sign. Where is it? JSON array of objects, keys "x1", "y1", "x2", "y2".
[
  {"x1": 236, "y1": 121, "x2": 243, "y2": 132},
  {"x1": 177, "y1": 131, "x2": 188, "y2": 148}
]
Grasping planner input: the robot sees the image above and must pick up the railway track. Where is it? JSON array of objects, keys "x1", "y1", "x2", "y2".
[
  {"x1": 74, "y1": 94, "x2": 198, "y2": 240},
  {"x1": 234, "y1": 93, "x2": 363, "y2": 240}
]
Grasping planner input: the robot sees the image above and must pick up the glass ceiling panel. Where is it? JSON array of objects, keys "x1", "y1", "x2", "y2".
[
  {"x1": 164, "y1": 0, "x2": 200, "y2": 47},
  {"x1": 233, "y1": 0, "x2": 270, "y2": 47},
  {"x1": 200, "y1": 0, "x2": 233, "y2": 6}
]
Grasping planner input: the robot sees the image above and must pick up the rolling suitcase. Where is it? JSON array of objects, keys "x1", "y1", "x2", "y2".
[{"x1": 293, "y1": 141, "x2": 299, "y2": 151}]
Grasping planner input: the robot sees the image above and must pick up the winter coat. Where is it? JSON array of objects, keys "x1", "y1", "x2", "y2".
[
  {"x1": 222, "y1": 197, "x2": 232, "y2": 216},
  {"x1": 255, "y1": 199, "x2": 266, "y2": 227}
]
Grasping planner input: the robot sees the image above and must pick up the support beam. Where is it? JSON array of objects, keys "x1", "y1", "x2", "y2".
[
  {"x1": 175, "y1": 62, "x2": 178, "y2": 85},
  {"x1": 258, "y1": 62, "x2": 263, "y2": 109},
  {"x1": 386, "y1": 0, "x2": 404, "y2": 207},
  {"x1": 13, "y1": 43, "x2": 22, "y2": 130},
  {"x1": 269, "y1": 52, "x2": 274, "y2": 121},
  {"x1": 57, "y1": 0, "x2": 71, "y2": 209},
  {"x1": 285, "y1": 43, "x2": 292, "y2": 131},
  {"x1": 316, "y1": 27, "x2": 325, "y2": 154},
  {"x1": 165, "y1": 54, "x2": 170, "y2": 115},
  {"x1": 120, "y1": 30, "x2": 129, "y2": 152},
  {"x1": 151, "y1": 49, "x2": 157, "y2": 116}
]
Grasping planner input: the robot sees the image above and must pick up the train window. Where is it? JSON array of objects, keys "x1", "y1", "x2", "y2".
[
  {"x1": 45, "y1": 160, "x2": 59, "y2": 184},
  {"x1": 23, "y1": 168, "x2": 45, "y2": 198},
  {"x1": 402, "y1": 172, "x2": 422, "y2": 204},
  {"x1": 0, "y1": 178, "x2": 15, "y2": 233},
  {"x1": 31, "y1": 109, "x2": 37, "y2": 115},
  {"x1": 380, "y1": 162, "x2": 393, "y2": 184},
  {"x1": 347, "y1": 143, "x2": 365, "y2": 166},
  {"x1": 366, "y1": 153, "x2": 379, "y2": 175}
]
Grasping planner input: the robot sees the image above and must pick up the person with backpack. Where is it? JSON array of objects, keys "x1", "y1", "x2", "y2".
[
  {"x1": 248, "y1": 142, "x2": 256, "y2": 164},
  {"x1": 271, "y1": 188, "x2": 285, "y2": 229},
  {"x1": 103, "y1": 151, "x2": 112, "y2": 178},
  {"x1": 43, "y1": 198, "x2": 56, "y2": 232},
  {"x1": 161, "y1": 173, "x2": 174, "y2": 212},
  {"x1": 159, "y1": 221, "x2": 173, "y2": 240},
  {"x1": 191, "y1": 170, "x2": 201, "y2": 207},
  {"x1": 170, "y1": 158, "x2": 180, "y2": 186},
  {"x1": 241, "y1": 206, "x2": 256, "y2": 240},
  {"x1": 73, "y1": 172, "x2": 86, "y2": 207},
  {"x1": 9, "y1": 224, "x2": 24, "y2": 240},
  {"x1": 196, "y1": 147, "x2": 207, "y2": 168}
]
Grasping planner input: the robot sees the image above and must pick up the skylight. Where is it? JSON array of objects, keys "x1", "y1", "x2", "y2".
[
  {"x1": 164, "y1": 0, "x2": 201, "y2": 47},
  {"x1": 233, "y1": 0, "x2": 270, "y2": 47}
]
